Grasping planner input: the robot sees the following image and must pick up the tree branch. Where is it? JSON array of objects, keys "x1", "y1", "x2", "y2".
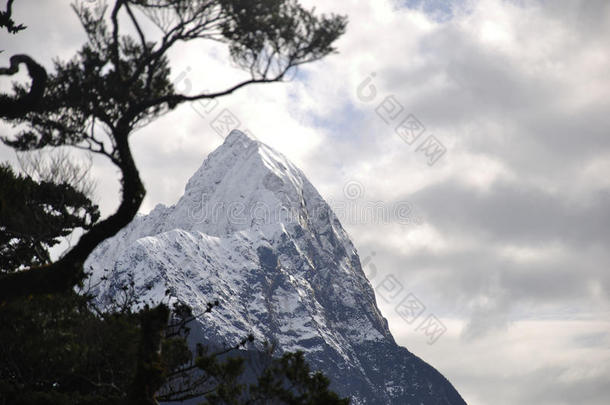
[
  {"x1": 124, "y1": 75, "x2": 281, "y2": 126},
  {"x1": 124, "y1": 1, "x2": 147, "y2": 52},
  {"x1": 110, "y1": 0, "x2": 123, "y2": 74}
]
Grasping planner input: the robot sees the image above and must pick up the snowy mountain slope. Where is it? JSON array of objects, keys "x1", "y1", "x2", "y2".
[{"x1": 86, "y1": 130, "x2": 465, "y2": 404}]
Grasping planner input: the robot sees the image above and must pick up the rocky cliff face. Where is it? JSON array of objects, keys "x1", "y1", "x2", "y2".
[{"x1": 86, "y1": 130, "x2": 465, "y2": 404}]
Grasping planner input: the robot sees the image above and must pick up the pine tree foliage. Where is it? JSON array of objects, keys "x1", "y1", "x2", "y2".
[{"x1": 0, "y1": 164, "x2": 100, "y2": 273}]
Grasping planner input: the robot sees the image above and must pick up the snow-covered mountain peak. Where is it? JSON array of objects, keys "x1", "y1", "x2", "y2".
[
  {"x1": 86, "y1": 129, "x2": 466, "y2": 405},
  {"x1": 225, "y1": 128, "x2": 257, "y2": 146},
  {"x1": 174, "y1": 130, "x2": 313, "y2": 237}
]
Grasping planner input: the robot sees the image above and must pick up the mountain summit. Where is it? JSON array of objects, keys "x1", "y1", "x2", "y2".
[{"x1": 86, "y1": 130, "x2": 465, "y2": 404}]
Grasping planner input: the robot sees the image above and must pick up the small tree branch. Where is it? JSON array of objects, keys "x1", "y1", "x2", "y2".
[
  {"x1": 0, "y1": 0, "x2": 26, "y2": 34},
  {"x1": 124, "y1": 1, "x2": 147, "y2": 52},
  {"x1": 110, "y1": 0, "x2": 123, "y2": 73},
  {"x1": 0, "y1": 54, "x2": 47, "y2": 119}
]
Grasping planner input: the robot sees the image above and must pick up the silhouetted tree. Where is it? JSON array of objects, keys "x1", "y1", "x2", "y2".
[
  {"x1": 157, "y1": 305, "x2": 350, "y2": 404},
  {"x1": 0, "y1": 0, "x2": 347, "y2": 301},
  {"x1": 0, "y1": 1, "x2": 348, "y2": 403},
  {"x1": 0, "y1": 290, "x2": 350, "y2": 404},
  {"x1": 202, "y1": 349, "x2": 350, "y2": 404},
  {"x1": 0, "y1": 164, "x2": 99, "y2": 272}
]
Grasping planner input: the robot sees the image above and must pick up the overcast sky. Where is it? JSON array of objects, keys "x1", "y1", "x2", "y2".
[{"x1": 2, "y1": 1, "x2": 610, "y2": 404}]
